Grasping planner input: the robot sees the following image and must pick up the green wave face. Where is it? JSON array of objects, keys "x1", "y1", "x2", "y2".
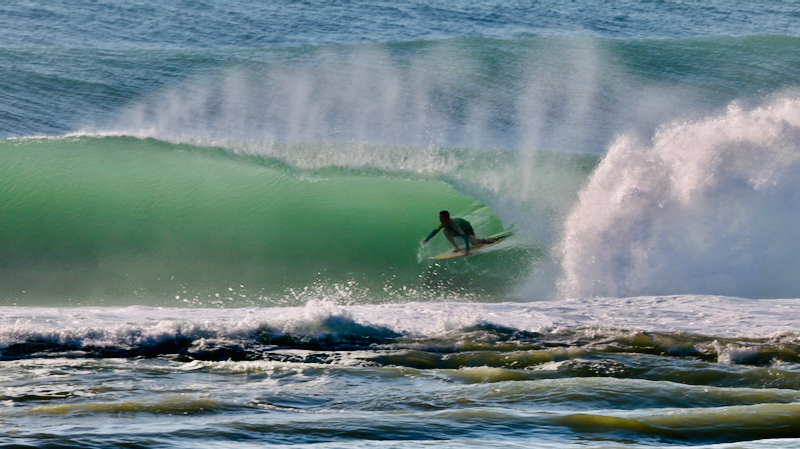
[{"x1": 0, "y1": 136, "x2": 548, "y2": 306}]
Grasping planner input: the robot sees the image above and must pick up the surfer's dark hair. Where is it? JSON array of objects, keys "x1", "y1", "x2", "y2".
[{"x1": 439, "y1": 210, "x2": 450, "y2": 218}]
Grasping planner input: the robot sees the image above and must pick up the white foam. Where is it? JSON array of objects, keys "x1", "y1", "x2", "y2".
[
  {"x1": 2, "y1": 295, "x2": 799, "y2": 349},
  {"x1": 559, "y1": 94, "x2": 800, "y2": 299}
]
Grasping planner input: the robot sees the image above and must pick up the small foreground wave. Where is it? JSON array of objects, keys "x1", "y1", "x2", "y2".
[{"x1": 2, "y1": 298, "x2": 800, "y2": 390}]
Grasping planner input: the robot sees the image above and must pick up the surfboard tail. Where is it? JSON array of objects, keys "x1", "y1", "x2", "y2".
[{"x1": 489, "y1": 230, "x2": 514, "y2": 240}]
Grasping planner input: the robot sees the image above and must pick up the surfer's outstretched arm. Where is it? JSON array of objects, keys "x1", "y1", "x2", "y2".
[{"x1": 420, "y1": 229, "x2": 439, "y2": 245}]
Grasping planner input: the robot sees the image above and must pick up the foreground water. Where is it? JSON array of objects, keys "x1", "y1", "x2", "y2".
[
  {"x1": 5, "y1": 297, "x2": 800, "y2": 447},
  {"x1": 3, "y1": 0, "x2": 800, "y2": 447}
]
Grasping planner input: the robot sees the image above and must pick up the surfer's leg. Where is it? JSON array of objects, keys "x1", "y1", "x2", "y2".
[
  {"x1": 463, "y1": 224, "x2": 492, "y2": 245},
  {"x1": 443, "y1": 229, "x2": 460, "y2": 251},
  {"x1": 466, "y1": 229, "x2": 495, "y2": 245},
  {"x1": 470, "y1": 234, "x2": 496, "y2": 245}
]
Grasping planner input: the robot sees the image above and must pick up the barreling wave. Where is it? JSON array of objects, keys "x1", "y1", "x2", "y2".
[
  {"x1": 9, "y1": 95, "x2": 800, "y2": 303},
  {"x1": 0, "y1": 135, "x2": 593, "y2": 306},
  {"x1": 3, "y1": 35, "x2": 800, "y2": 302}
]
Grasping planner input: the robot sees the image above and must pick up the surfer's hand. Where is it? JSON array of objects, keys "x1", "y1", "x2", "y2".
[{"x1": 420, "y1": 240, "x2": 427, "y2": 246}]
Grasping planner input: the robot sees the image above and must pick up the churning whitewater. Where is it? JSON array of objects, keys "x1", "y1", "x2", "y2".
[
  {"x1": 2, "y1": 1, "x2": 800, "y2": 448},
  {"x1": 560, "y1": 97, "x2": 800, "y2": 299}
]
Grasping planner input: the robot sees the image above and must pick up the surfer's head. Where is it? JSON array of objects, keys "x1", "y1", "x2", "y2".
[{"x1": 439, "y1": 210, "x2": 451, "y2": 225}]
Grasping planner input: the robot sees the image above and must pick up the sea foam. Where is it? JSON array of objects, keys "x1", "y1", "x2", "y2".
[{"x1": 559, "y1": 95, "x2": 800, "y2": 299}]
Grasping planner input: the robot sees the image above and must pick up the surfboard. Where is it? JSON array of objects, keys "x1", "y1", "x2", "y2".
[{"x1": 427, "y1": 231, "x2": 513, "y2": 260}]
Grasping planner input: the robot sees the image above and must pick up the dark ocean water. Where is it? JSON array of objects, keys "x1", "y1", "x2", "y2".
[{"x1": 3, "y1": 1, "x2": 800, "y2": 447}]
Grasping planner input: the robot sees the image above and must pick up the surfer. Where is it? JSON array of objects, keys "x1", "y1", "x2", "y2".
[{"x1": 420, "y1": 210, "x2": 497, "y2": 255}]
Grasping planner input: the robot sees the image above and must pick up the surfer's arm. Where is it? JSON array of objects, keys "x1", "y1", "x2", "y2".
[{"x1": 421, "y1": 229, "x2": 439, "y2": 244}]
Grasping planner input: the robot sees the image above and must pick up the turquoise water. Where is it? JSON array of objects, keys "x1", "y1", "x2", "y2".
[
  {"x1": 0, "y1": 136, "x2": 562, "y2": 305},
  {"x1": 3, "y1": 1, "x2": 800, "y2": 447}
]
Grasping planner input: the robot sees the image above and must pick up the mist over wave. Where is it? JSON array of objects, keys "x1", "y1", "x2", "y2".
[
  {"x1": 559, "y1": 95, "x2": 800, "y2": 299},
  {"x1": 105, "y1": 38, "x2": 719, "y2": 154}
]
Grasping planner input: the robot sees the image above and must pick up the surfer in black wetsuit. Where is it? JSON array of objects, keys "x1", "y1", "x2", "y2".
[{"x1": 420, "y1": 210, "x2": 497, "y2": 255}]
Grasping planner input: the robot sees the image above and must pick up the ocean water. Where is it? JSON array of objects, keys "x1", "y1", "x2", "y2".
[{"x1": 2, "y1": 1, "x2": 800, "y2": 447}]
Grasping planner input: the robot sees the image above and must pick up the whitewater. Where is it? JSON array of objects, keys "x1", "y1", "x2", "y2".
[{"x1": 3, "y1": 1, "x2": 800, "y2": 447}]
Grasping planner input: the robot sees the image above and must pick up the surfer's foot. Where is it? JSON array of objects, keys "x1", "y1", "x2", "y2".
[{"x1": 483, "y1": 238, "x2": 497, "y2": 244}]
